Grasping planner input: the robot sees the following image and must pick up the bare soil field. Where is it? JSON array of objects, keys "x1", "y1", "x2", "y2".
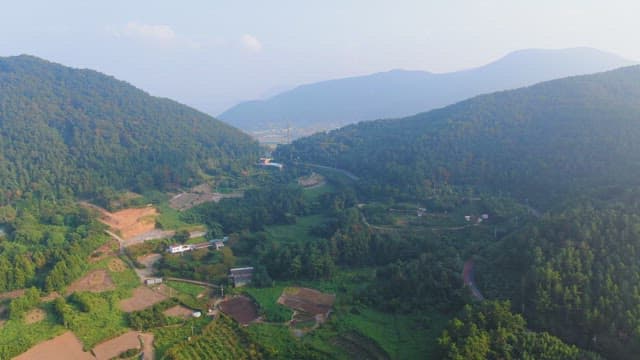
[
  {"x1": 119, "y1": 286, "x2": 168, "y2": 312},
  {"x1": 169, "y1": 183, "x2": 243, "y2": 211},
  {"x1": 219, "y1": 296, "x2": 259, "y2": 325},
  {"x1": 66, "y1": 270, "x2": 115, "y2": 295},
  {"x1": 163, "y1": 305, "x2": 194, "y2": 319},
  {"x1": 298, "y1": 172, "x2": 325, "y2": 188},
  {"x1": 14, "y1": 331, "x2": 94, "y2": 360},
  {"x1": 91, "y1": 331, "x2": 140, "y2": 360},
  {"x1": 83, "y1": 202, "x2": 158, "y2": 240},
  {"x1": 278, "y1": 287, "x2": 335, "y2": 319},
  {"x1": 24, "y1": 308, "x2": 46, "y2": 324},
  {"x1": 104, "y1": 207, "x2": 158, "y2": 240}
]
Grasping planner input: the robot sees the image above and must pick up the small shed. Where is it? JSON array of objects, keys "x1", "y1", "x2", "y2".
[
  {"x1": 168, "y1": 244, "x2": 193, "y2": 254},
  {"x1": 229, "y1": 267, "x2": 254, "y2": 287},
  {"x1": 145, "y1": 278, "x2": 163, "y2": 286}
]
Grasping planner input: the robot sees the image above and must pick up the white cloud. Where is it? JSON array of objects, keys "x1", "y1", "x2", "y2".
[
  {"x1": 110, "y1": 22, "x2": 200, "y2": 49},
  {"x1": 241, "y1": 34, "x2": 263, "y2": 52}
]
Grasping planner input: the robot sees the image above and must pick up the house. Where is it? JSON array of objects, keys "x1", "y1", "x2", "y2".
[
  {"x1": 144, "y1": 278, "x2": 163, "y2": 286},
  {"x1": 464, "y1": 215, "x2": 471, "y2": 222},
  {"x1": 167, "y1": 244, "x2": 193, "y2": 254},
  {"x1": 229, "y1": 267, "x2": 254, "y2": 287},
  {"x1": 258, "y1": 157, "x2": 283, "y2": 169},
  {"x1": 481, "y1": 214, "x2": 489, "y2": 220},
  {"x1": 213, "y1": 241, "x2": 224, "y2": 250}
]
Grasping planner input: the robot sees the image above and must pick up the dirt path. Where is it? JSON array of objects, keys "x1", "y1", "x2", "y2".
[
  {"x1": 134, "y1": 253, "x2": 162, "y2": 281},
  {"x1": 139, "y1": 333, "x2": 154, "y2": 360}
]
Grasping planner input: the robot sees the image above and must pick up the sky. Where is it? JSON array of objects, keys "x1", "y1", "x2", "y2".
[{"x1": 0, "y1": 0, "x2": 638, "y2": 115}]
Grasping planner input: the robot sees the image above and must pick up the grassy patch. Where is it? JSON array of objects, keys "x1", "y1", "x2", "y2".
[
  {"x1": 337, "y1": 307, "x2": 448, "y2": 359},
  {"x1": 156, "y1": 202, "x2": 204, "y2": 231},
  {"x1": 165, "y1": 281, "x2": 205, "y2": 298},
  {"x1": 244, "y1": 286, "x2": 293, "y2": 322},
  {"x1": 0, "y1": 305, "x2": 65, "y2": 359},
  {"x1": 303, "y1": 183, "x2": 334, "y2": 203},
  {"x1": 264, "y1": 214, "x2": 326, "y2": 245},
  {"x1": 88, "y1": 256, "x2": 140, "y2": 296},
  {"x1": 248, "y1": 323, "x2": 333, "y2": 359},
  {"x1": 65, "y1": 292, "x2": 129, "y2": 350}
]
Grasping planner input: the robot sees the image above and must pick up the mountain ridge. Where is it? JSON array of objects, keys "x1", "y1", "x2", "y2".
[{"x1": 220, "y1": 47, "x2": 636, "y2": 134}]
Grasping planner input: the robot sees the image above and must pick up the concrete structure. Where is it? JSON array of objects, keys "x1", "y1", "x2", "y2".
[
  {"x1": 229, "y1": 267, "x2": 254, "y2": 287},
  {"x1": 168, "y1": 244, "x2": 193, "y2": 254},
  {"x1": 144, "y1": 278, "x2": 163, "y2": 286}
]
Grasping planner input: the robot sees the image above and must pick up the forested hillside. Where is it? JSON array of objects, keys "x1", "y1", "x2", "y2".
[
  {"x1": 0, "y1": 55, "x2": 259, "y2": 203},
  {"x1": 270, "y1": 66, "x2": 640, "y2": 359},
  {"x1": 277, "y1": 65, "x2": 640, "y2": 208}
]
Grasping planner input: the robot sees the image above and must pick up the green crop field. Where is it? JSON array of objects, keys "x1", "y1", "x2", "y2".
[
  {"x1": 165, "y1": 281, "x2": 205, "y2": 298},
  {"x1": 244, "y1": 286, "x2": 292, "y2": 322}
]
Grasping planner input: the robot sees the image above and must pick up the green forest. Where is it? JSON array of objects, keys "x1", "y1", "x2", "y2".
[{"x1": 3, "y1": 57, "x2": 640, "y2": 359}]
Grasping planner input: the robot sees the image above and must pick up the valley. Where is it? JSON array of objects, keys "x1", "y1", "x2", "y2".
[{"x1": 1, "y1": 43, "x2": 640, "y2": 360}]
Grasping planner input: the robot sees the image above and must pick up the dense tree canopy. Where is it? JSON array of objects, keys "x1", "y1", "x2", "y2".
[
  {"x1": 277, "y1": 66, "x2": 640, "y2": 207},
  {"x1": 0, "y1": 55, "x2": 259, "y2": 202}
]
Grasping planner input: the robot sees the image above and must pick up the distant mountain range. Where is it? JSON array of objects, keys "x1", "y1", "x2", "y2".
[
  {"x1": 219, "y1": 47, "x2": 635, "y2": 134},
  {"x1": 0, "y1": 55, "x2": 259, "y2": 198}
]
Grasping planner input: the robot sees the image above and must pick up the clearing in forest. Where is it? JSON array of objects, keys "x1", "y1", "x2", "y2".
[
  {"x1": 119, "y1": 286, "x2": 168, "y2": 312},
  {"x1": 277, "y1": 287, "x2": 335, "y2": 322},
  {"x1": 163, "y1": 305, "x2": 194, "y2": 319},
  {"x1": 85, "y1": 203, "x2": 159, "y2": 240},
  {"x1": 65, "y1": 269, "x2": 116, "y2": 295},
  {"x1": 24, "y1": 308, "x2": 46, "y2": 325},
  {"x1": 169, "y1": 183, "x2": 243, "y2": 211},
  {"x1": 219, "y1": 296, "x2": 259, "y2": 325},
  {"x1": 13, "y1": 332, "x2": 93, "y2": 360},
  {"x1": 107, "y1": 258, "x2": 127, "y2": 272}
]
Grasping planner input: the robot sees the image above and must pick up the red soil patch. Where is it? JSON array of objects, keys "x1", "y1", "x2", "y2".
[
  {"x1": 66, "y1": 270, "x2": 115, "y2": 295},
  {"x1": 278, "y1": 287, "x2": 335, "y2": 318},
  {"x1": 92, "y1": 331, "x2": 140, "y2": 360},
  {"x1": 163, "y1": 305, "x2": 194, "y2": 319},
  {"x1": 14, "y1": 331, "x2": 93, "y2": 360},
  {"x1": 24, "y1": 308, "x2": 46, "y2": 324},
  {"x1": 219, "y1": 296, "x2": 259, "y2": 325},
  {"x1": 101, "y1": 207, "x2": 158, "y2": 240},
  {"x1": 82, "y1": 202, "x2": 158, "y2": 240},
  {"x1": 119, "y1": 286, "x2": 168, "y2": 312}
]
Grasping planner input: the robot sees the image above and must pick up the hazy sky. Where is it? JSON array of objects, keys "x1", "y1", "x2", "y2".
[{"x1": 0, "y1": 0, "x2": 638, "y2": 115}]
